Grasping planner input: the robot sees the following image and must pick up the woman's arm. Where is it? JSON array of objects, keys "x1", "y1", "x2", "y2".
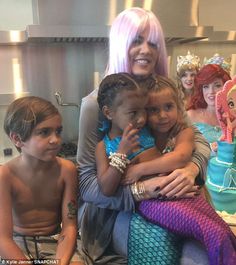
[
  {"x1": 151, "y1": 120, "x2": 210, "y2": 199},
  {"x1": 184, "y1": 110, "x2": 211, "y2": 183},
  {"x1": 191, "y1": 125, "x2": 210, "y2": 183},
  {"x1": 144, "y1": 125, "x2": 210, "y2": 199},
  {"x1": 77, "y1": 90, "x2": 135, "y2": 210},
  {"x1": 132, "y1": 171, "x2": 200, "y2": 201},
  {"x1": 146, "y1": 125, "x2": 210, "y2": 199},
  {"x1": 124, "y1": 127, "x2": 194, "y2": 184}
]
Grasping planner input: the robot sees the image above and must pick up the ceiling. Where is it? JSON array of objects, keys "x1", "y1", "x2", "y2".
[{"x1": 0, "y1": 0, "x2": 236, "y2": 44}]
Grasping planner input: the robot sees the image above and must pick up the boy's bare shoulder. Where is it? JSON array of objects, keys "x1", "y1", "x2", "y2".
[
  {"x1": 0, "y1": 157, "x2": 18, "y2": 174},
  {"x1": 0, "y1": 157, "x2": 20, "y2": 182},
  {"x1": 0, "y1": 164, "x2": 10, "y2": 182},
  {"x1": 56, "y1": 157, "x2": 77, "y2": 175}
]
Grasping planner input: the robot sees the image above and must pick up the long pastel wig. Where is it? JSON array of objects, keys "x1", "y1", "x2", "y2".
[{"x1": 105, "y1": 7, "x2": 168, "y2": 77}]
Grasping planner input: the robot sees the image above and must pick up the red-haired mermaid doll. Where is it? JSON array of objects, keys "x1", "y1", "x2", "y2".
[{"x1": 216, "y1": 75, "x2": 236, "y2": 143}]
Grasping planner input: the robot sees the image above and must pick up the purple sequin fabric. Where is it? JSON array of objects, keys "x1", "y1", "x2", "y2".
[{"x1": 139, "y1": 195, "x2": 236, "y2": 265}]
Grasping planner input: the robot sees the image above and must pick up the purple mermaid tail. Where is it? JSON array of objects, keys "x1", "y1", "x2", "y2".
[{"x1": 138, "y1": 195, "x2": 236, "y2": 265}]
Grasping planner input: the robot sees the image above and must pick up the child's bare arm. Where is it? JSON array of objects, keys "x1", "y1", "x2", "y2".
[
  {"x1": 124, "y1": 127, "x2": 195, "y2": 184},
  {"x1": 96, "y1": 141, "x2": 123, "y2": 196},
  {"x1": 55, "y1": 159, "x2": 78, "y2": 265},
  {"x1": 0, "y1": 166, "x2": 28, "y2": 260},
  {"x1": 96, "y1": 124, "x2": 140, "y2": 196}
]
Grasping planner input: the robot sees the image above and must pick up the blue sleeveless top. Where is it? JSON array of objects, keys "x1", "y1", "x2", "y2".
[{"x1": 103, "y1": 127, "x2": 155, "y2": 160}]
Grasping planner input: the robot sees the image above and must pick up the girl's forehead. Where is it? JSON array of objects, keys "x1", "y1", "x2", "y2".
[
  {"x1": 149, "y1": 88, "x2": 176, "y2": 102},
  {"x1": 150, "y1": 86, "x2": 174, "y2": 95},
  {"x1": 118, "y1": 89, "x2": 144, "y2": 97},
  {"x1": 114, "y1": 89, "x2": 146, "y2": 105}
]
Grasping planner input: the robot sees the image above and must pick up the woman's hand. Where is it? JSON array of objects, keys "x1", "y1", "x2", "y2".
[
  {"x1": 157, "y1": 166, "x2": 199, "y2": 199},
  {"x1": 141, "y1": 162, "x2": 200, "y2": 200}
]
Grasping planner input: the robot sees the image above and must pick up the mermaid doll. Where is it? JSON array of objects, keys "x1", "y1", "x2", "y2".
[
  {"x1": 215, "y1": 76, "x2": 236, "y2": 189},
  {"x1": 216, "y1": 76, "x2": 236, "y2": 143}
]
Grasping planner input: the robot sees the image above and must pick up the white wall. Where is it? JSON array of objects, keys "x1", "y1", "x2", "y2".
[{"x1": 0, "y1": 0, "x2": 33, "y2": 30}]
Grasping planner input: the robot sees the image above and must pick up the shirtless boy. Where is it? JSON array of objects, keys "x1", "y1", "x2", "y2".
[{"x1": 0, "y1": 96, "x2": 84, "y2": 265}]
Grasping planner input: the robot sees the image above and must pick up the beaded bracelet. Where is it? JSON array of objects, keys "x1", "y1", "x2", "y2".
[{"x1": 109, "y1": 152, "x2": 130, "y2": 174}]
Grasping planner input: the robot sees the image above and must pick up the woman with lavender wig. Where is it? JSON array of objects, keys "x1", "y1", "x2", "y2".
[{"x1": 77, "y1": 7, "x2": 211, "y2": 265}]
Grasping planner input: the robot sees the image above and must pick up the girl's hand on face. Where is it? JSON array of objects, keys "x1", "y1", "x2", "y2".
[{"x1": 118, "y1": 123, "x2": 140, "y2": 155}]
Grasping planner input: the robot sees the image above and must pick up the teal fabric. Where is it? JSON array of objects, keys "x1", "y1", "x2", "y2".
[
  {"x1": 128, "y1": 213, "x2": 182, "y2": 265},
  {"x1": 194, "y1": 122, "x2": 222, "y2": 158},
  {"x1": 104, "y1": 127, "x2": 155, "y2": 160},
  {"x1": 193, "y1": 122, "x2": 221, "y2": 144},
  {"x1": 232, "y1": 137, "x2": 236, "y2": 165}
]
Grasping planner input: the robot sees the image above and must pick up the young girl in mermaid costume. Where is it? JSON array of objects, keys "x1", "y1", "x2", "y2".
[{"x1": 96, "y1": 73, "x2": 236, "y2": 265}]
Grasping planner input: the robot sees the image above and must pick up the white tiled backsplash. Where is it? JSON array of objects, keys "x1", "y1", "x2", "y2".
[{"x1": 0, "y1": 105, "x2": 18, "y2": 165}]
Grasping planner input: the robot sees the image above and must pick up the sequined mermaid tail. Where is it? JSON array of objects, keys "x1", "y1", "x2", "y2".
[
  {"x1": 128, "y1": 213, "x2": 182, "y2": 265},
  {"x1": 139, "y1": 196, "x2": 236, "y2": 265}
]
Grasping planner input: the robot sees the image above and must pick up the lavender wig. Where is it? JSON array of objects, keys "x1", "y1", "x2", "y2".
[{"x1": 105, "y1": 7, "x2": 168, "y2": 77}]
